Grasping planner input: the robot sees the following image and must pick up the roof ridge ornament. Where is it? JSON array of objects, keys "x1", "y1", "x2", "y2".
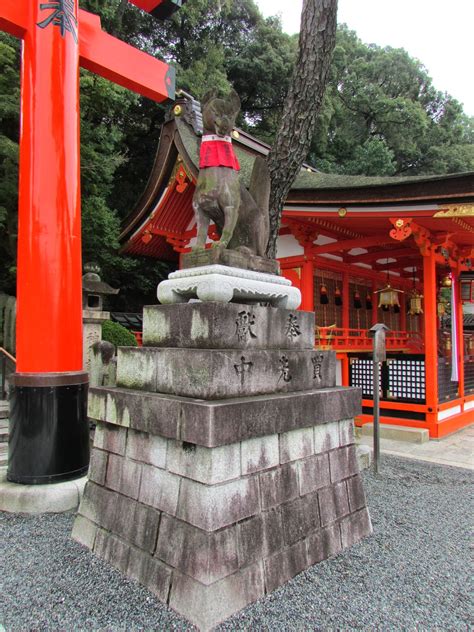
[{"x1": 171, "y1": 89, "x2": 203, "y2": 135}]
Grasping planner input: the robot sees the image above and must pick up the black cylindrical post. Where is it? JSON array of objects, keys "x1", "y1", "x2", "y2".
[{"x1": 7, "y1": 373, "x2": 90, "y2": 484}]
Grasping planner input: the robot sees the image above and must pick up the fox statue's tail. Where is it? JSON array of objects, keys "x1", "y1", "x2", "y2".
[
  {"x1": 249, "y1": 156, "x2": 271, "y2": 255},
  {"x1": 249, "y1": 156, "x2": 271, "y2": 218}
]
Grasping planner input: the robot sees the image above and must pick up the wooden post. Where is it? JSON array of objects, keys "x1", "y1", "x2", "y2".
[
  {"x1": 1, "y1": 0, "x2": 177, "y2": 484},
  {"x1": 399, "y1": 291, "x2": 407, "y2": 333},
  {"x1": 371, "y1": 281, "x2": 378, "y2": 326},
  {"x1": 454, "y1": 269, "x2": 465, "y2": 399},
  {"x1": 423, "y1": 248, "x2": 439, "y2": 433},
  {"x1": 301, "y1": 253, "x2": 314, "y2": 312}
]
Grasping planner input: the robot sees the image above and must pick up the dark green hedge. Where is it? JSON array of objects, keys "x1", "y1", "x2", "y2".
[{"x1": 102, "y1": 320, "x2": 138, "y2": 348}]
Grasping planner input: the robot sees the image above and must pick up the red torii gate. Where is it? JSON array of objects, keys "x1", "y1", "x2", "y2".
[{"x1": 0, "y1": 0, "x2": 182, "y2": 484}]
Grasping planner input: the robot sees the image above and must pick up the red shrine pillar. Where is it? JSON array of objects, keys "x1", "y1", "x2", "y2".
[
  {"x1": 300, "y1": 253, "x2": 314, "y2": 312},
  {"x1": 8, "y1": 0, "x2": 89, "y2": 484},
  {"x1": 422, "y1": 249, "x2": 439, "y2": 433}
]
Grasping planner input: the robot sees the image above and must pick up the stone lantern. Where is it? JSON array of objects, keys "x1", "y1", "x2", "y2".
[{"x1": 82, "y1": 264, "x2": 119, "y2": 371}]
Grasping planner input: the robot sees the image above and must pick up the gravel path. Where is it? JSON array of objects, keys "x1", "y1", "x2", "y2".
[{"x1": 1, "y1": 455, "x2": 472, "y2": 631}]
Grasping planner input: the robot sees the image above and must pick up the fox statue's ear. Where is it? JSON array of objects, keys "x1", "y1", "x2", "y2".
[
  {"x1": 227, "y1": 88, "x2": 241, "y2": 115},
  {"x1": 202, "y1": 88, "x2": 218, "y2": 106}
]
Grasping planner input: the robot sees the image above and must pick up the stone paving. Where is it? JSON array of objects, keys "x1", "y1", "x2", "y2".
[{"x1": 357, "y1": 423, "x2": 473, "y2": 470}]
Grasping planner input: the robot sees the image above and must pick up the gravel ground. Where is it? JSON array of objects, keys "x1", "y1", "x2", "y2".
[{"x1": 1, "y1": 455, "x2": 473, "y2": 631}]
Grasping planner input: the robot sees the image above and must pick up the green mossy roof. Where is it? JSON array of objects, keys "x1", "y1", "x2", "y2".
[{"x1": 176, "y1": 119, "x2": 472, "y2": 191}]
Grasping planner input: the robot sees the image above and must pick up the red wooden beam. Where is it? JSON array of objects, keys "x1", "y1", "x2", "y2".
[
  {"x1": 0, "y1": 0, "x2": 27, "y2": 37},
  {"x1": 0, "y1": 4, "x2": 176, "y2": 102},
  {"x1": 281, "y1": 254, "x2": 415, "y2": 290},
  {"x1": 347, "y1": 247, "x2": 416, "y2": 264},
  {"x1": 309, "y1": 235, "x2": 393, "y2": 255},
  {"x1": 79, "y1": 10, "x2": 174, "y2": 102}
]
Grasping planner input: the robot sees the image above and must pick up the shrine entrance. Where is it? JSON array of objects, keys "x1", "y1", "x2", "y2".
[{"x1": 0, "y1": 0, "x2": 182, "y2": 484}]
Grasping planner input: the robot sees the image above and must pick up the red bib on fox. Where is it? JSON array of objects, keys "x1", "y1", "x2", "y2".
[{"x1": 199, "y1": 135, "x2": 240, "y2": 170}]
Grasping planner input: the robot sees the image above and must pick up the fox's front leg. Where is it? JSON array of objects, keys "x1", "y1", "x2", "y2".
[
  {"x1": 215, "y1": 205, "x2": 239, "y2": 249},
  {"x1": 193, "y1": 203, "x2": 210, "y2": 250}
]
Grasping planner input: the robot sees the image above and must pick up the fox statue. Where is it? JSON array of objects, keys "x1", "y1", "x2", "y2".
[{"x1": 192, "y1": 88, "x2": 271, "y2": 258}]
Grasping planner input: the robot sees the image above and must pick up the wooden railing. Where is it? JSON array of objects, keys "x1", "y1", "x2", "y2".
[
  {"x1": 0, "y1": 347, "x2": 16, "y2": 399},
  {"x1": 132, "y1": 331, "x2": 143, "y2": 346},
  {"x1": 315, "y1": 327, "x2": 424, "y2": 352}
]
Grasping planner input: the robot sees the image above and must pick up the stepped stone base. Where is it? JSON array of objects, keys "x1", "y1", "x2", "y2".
[
  {"x1": 74, "y1": 300, "x2": 371, "y2": 630},
  {"x1": 75, "y1": 410, "x2": 370, "y2": 630},
  {"x1": 361, "y1": 423, "x2": 429, "y2": 443}
]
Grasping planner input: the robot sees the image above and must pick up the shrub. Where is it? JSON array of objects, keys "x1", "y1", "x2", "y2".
[{"x1": 101, "y1": 320, "x2": 138, "y2": 348}]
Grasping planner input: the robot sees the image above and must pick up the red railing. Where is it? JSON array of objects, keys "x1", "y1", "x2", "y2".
[
  {"x1": 132, "y1": 331, "x2": 143, "y2": 346},
  {"x1": 315, "y1": 327, "x2": 424, "y2": 352}
]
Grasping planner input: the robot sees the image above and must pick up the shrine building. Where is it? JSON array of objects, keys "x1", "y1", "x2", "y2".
[{"x1": 119, "y1": 94, "x2": 474, "y2": 439}]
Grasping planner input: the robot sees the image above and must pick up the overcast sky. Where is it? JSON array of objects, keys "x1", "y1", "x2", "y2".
[{"x1": 254, "y1": 0, "x2": 474, "y2": 116}]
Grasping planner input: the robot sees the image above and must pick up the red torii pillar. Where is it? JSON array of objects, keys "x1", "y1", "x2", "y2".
[{"x1": 0, "y1": 0, "x2": 177, "y2": 484}]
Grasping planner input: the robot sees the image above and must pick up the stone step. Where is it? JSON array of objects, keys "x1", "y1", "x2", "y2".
[
  {"x1": 0, "y1": 401, "x2": 9, "y2": 420},
  {"x1": 143, "y1": 302, "x2": 315, "y2": 350},
  {"x1": 0, "y1": 444, "x2": 7, "y2": 467},
  {"x1": 361, "y1": 423, "x2": 429, "y2": 444},
  {"x1": 0, "y1": 419, "x2": 9, "y2": 443},
  {"x1": 117, "y1": 347, "x2": 336, "y2": 400}
]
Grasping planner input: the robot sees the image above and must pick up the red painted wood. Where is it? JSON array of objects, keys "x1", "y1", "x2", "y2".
[
  {"x1": 79, "y1": 10, "x2": 174, "y2": 102},
  {"x1": 16, "y1": 0, "x2": 82, "y2": 372},
  {"x1": 454, "y1": 272, "x2": 465, "y2": 398},
  {"x1": 423, "y1": 249, "x2": 439, "y2": 419},
  {"x1": 300, "y1": 254, "x2": 314, "y2": 312},
  {"x1": 0, "y1": 0, "x2": 27, "y2": 37}
]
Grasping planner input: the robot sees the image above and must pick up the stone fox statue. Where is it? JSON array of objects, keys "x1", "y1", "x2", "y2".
[{"x1": 192, "y1": 88, "x2": 270, "y2": 257}]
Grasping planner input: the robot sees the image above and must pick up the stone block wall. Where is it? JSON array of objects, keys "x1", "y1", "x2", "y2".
[
  {"x1": 74, "y1": 301, "x2": 370, "y2": 630},
  {"x1": 74, "y1": 416, "x2": 370, "y2": 630},
  {"x1": 0, "y1": 293, "x2": 16, "y2": 354}
]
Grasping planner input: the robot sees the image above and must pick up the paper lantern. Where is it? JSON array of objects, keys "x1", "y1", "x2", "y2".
[
  {"x1": 320, "y1": 283, "x2": 329, "y2": 305},
  {"x1": 353, "y1": 290, "x2": 362, "y2": 309}
]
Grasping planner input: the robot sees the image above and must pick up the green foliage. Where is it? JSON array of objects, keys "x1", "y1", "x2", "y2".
[
  {"x1": 309, "y1": 26, "x2": 474, "y2": 175},
  {"x1": 0, "y1": 3, "x2": 473, "y2": 306},
  {"x1": 0, "y1": 35, "x2": 20, "y2": 294},
  {"x1": 102, "y1": 319, "x2": 138, "y2": 348}
]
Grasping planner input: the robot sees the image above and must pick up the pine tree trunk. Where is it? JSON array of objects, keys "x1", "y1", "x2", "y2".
[{"x1": 266, "y1": 0, "x2": 338, "y2": 259}]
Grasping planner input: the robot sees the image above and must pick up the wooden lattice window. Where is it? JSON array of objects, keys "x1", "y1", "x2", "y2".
[
  {"x1": 313, "y1": 269, "x2": 343, "y2": 327},
  {"x1": 461, "y1": 280, "x2": 474, "y2": 303},
  {"x1": 349, "y1": 278, "x2": 372, "y2": 331}
]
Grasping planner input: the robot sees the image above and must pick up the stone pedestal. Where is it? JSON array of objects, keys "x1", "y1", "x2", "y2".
[
  {"x1": 181, "y1": 247, "x2": 280, "y2": 275},
  {"x1": 73, "y1": 302, "x2": 371, "y2": 630},
  {"x1": 157, "y1": 265, "x2": 301, "y2": 309}
]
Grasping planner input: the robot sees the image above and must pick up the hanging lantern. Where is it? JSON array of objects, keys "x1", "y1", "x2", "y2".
[
  {"x1": 335, "y1": 286, "x2": 342, "y2": 306},
  {"x1": 441, "y1": 273, "x2": 452, "y2": 288},
  {"x1": 365, "y1": 292, "x2": 372, "y2": 310},
  {"x1": 375, "y1": 284, "x2": 403, "y2": 310},
  {"x1": 376, "y1": 258, "x2": 404, "y2": 311},
  {"x1": 320, "y1": 283, "x2": 329, "y2": 305},
  {"x1": 393, "y1": 303, "x2": 400, "y2": 314},
  {"x1": 408, "y1": 290, "x2": 424, "y2": 316},
  {"x1": 353, "y1": 290, "x2": 362, "y2": 309},
  {"x1": 437, "y1": 298, "x2": 447, "y2": 318}
]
